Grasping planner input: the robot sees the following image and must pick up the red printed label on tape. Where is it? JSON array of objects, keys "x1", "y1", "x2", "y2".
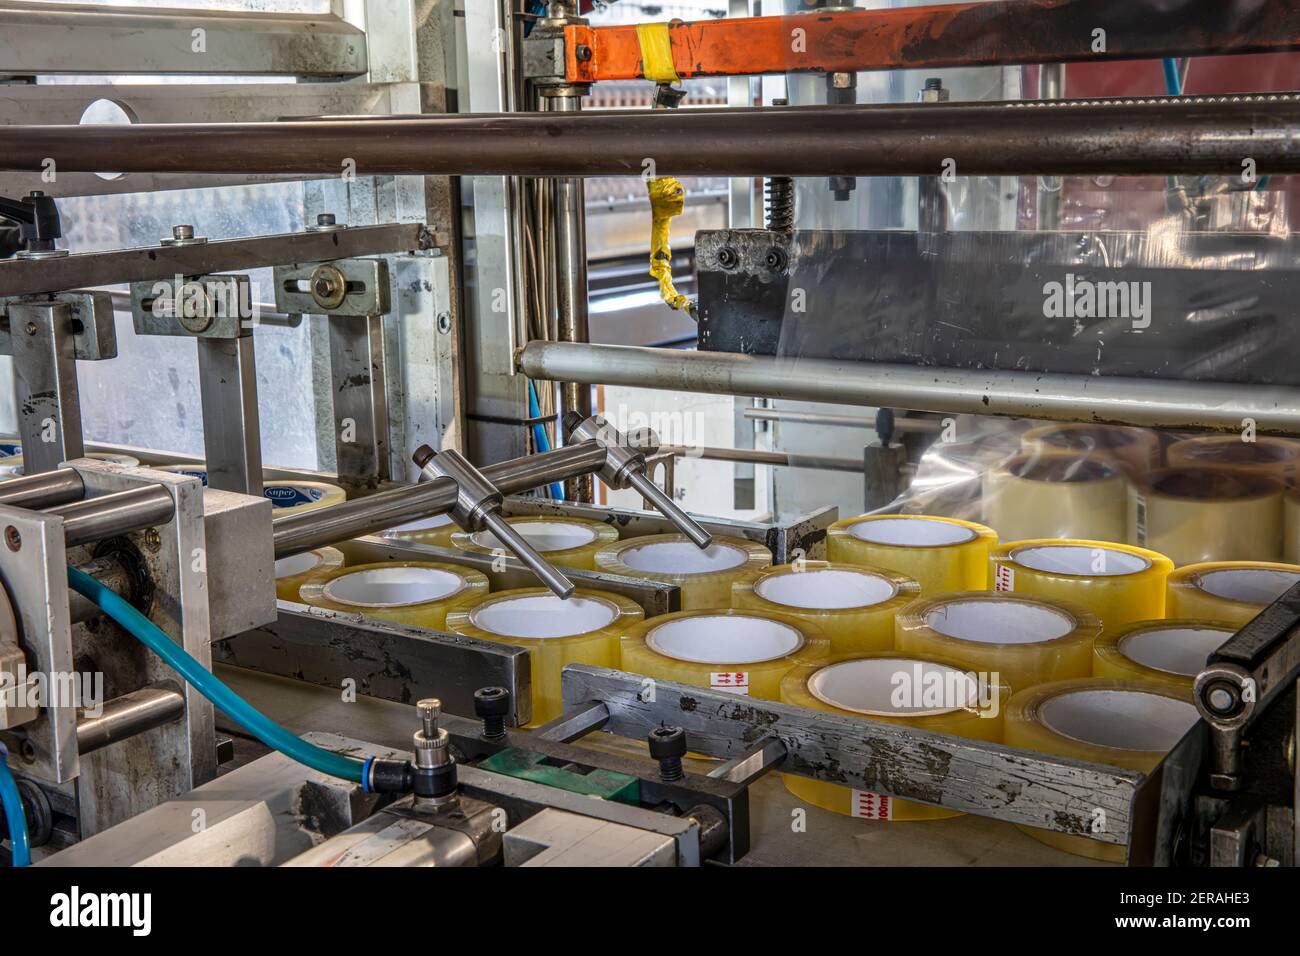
[
  {"x1": 851, "y1": 789, "x2": 893, "y2": 820},
  {"x1": 993, "y1": 563, "x2": 1015, "y2": 592},
  {"x1": 710, "y1": 671, "x2": 750, "y2": 695}
]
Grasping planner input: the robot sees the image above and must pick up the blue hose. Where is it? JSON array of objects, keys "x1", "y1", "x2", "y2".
[
  {"x1": 527, "y1": 379, "x2": 565, "y2": 500},
  {"x1": 1162, "y1": 57, "x2": 1183, "y2": 97},
  {"x1": 0, "y1": 744, "x2": 30, "y2": 867},
  {"x1": 66, "y1": 566, "x2": 364, "y2": 785}
]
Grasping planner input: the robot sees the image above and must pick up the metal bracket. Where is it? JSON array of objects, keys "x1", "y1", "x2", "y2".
[
  {"x1": 129, "y1": 274, "x2": 254, "y2": 339},
  {"x1": 274, "y1": 257, "x2": 390, "y2": 317}
]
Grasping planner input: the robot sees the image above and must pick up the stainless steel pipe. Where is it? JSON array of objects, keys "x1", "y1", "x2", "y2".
[
  {"x1": 481, "y1": 441, "x2": 607, "y2": 496},
  {"x1": 272, "y1": 478, "x2": 459, "y2": 560},
  {"x1": 76, "y1": 686, "x2": 186, "y2": 756},
  {"x1": 0, "y1": 467, "x2": 85, "y2": 510},
  {"x1": 46, "y1": 485, "x2": 176, "y2": 547}
]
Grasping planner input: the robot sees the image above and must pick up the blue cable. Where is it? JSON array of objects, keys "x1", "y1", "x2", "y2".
[
  {"x1": 1162, "y1": 57, "x2": 1183, "y2": 96},
  {"x1": 66, "y1": 566, "x2": 364, "y2": 786},
  {"x1": 0, "y1": 743, "x2": 30, "y2": 867},
  {"x1": 527, "y1": 379, "x2": 565, "y2": 500}
]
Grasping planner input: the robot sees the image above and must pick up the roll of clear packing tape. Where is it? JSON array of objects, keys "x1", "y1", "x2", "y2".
[
  {"x1": 826, "y1": 514, "x2": 996, "y2": 594},
  {"x1": 1020, "y1": 423, "x2": 1160, "y2": 477},
  {"x1": 1282, "y1": 486, "x2": 1300, "y2": 564},
  {"x1": 1092, "y1": 619, "x2": 1235, "y2": 697},
  {"x1": 382, "y1": 511, "x2": 459, "y2": 550},
  {"x1": 274, "y1": 546, "x2": 344, "y2": 603},
  {"x1": 451, "y1": 515, "x2": 618, "y2": 571},
  {"x1": 1166, "y1": 560, "x2": 1300, "y2": 627},
  {"x1": 159, "y1": 464, "x2": 347, "y2": 517},
  {"x1": 0, "y1": 450, "x2": 140, "y2": 478},
  {"x1": 300, "y1": 560, "x2": 488, "y2": 631},
  {"x1": 620, "y1": 608, "x2": 828, "y2": 701},
  {"x1": 596, "y1": 533, "x2": 772, "y2": 609},
  {"x1": 781, "y1": 652, "x2": 1006, "y2": 821},
  {"x1": 895, "y1": 591, "x2": 1100, "y2": 696},
  {"x1": 1128, "y1": 468, "x2": 1283, "y2": 565},
  {"x1": 731, "y1": 561, "x2": 920, "y2": 654},
  {"x1": 1166, "y1": 434, "x2": 1300, "y2": 481},
  {"x1": 446, "y1": 587, "x2": 644, "y2": 725},
  {"x1": 984, "y1": 452, "x2": 1128, "y2": 542},
  {"x1": 1005, "y1": 678, "x2": 1200, "y2": 862},
  {"x1": 989, "y1": 539, "x2": 1172, "y2": 628}
]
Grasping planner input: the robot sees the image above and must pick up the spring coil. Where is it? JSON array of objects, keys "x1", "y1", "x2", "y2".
[{"x1": 765, "y1": 176, "x2": 794, "y2": 233}]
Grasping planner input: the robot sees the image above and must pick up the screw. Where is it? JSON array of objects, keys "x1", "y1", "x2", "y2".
[
  {"x1": 417, "y1": 698, "x2": 441, "y2": 738},
  {"x1": 316, "y1": 213, "x2": 336, "y2": 227},
  {"x1": 474, "y1": 686, "x2": 510, "y2": 739},
  {"x1": 142, "y1": 528, "x2": 161, "y2": 553},
  {"x1": 172, "y1": 224, "x2": 194, "y2": 241},
  {"x1": 24, "y1": 322, "x2": 37, "y2": 336},
  {"x1": 4, "y1": 526, "x2": 20, "y2": 551},
  {"x1": 648, "y1": 724, "x2": 687, "y2": 782},
  {"x1": 436, "y1": 311, "x2": 452, "y2": 334},
  {"x1": 716, "y1": 246, "x2": 739, "y2": 270},
  {"x1": 575, "y1": 44, "x2": 593, "y2": 62}
]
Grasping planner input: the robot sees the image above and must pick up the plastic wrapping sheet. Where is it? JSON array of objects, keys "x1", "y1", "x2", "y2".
[
  {"x1": 1166, "y1": 436, "x2": 1300, "y2": 480},
  {"x1": 1093, "y1": 619, "x2": 1235, "y2": 696},
  {"x1": 299, "y1": 561, "x2": 488, "y2": 631},
  {"x1": 273, "y1": 546, "x2": 343, "y2": 603},
  {"x1": 596, "y1": 534, "x2": 772, "y2": 610},
  {"x1": 826, "y1": 514, "x2": 996, "y2": 594},
  {"x1": 451, "y1": 516, "x2": 619, "y2": 571},
  {"x1": 1129, "y1": 468, "x2": 1284, "y2": 565},
  {"x1": 1166, "y1": 561, "x2": 1300, "y2": 626}
]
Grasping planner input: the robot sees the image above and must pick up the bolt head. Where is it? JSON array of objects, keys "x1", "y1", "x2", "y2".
[
  {"x1": 417, "y1": 698, "x2": 441, "y2": 720},
  {"x1": 474, "y1": 686, "x2": 510, "y2": 718},
  {"x1": 647, "y1": 724, "x2": 687, "y2": 760}
]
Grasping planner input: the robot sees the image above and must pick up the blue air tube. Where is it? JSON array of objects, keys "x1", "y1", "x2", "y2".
[
  {"x1": 527, "y1": 379, "x2": 565, "y2": 500},
  {"x1": 0, "y1": 744, "x2": 31, "y2": 867}
]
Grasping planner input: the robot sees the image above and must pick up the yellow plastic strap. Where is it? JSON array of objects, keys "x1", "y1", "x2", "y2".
[
  {"x1": 636, "y1": 22, "x2": 679, "y2": 84},
  {"x1": 648, "y1": 176, "x2": 689, "y2": 312}
]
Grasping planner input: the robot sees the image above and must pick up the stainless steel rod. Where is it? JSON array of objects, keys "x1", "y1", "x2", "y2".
[
  {"x1": 272, "y1": 478, "x2": 459, "y2": 559},
  {"x1": 660, "y1": 444, "x2": 865, "y2": 473},
  {"x1": 481, "y1": 441, "x2": 607, "y2": 496},
  {"x1": 46, "y1": 485, "x2": 176, "y2": 547},
  {"x1": 520, "y1": 341, "x2": 1300, "y2": 435},
  {"x1": 0, "y1": 466, "x2": 85, "y2": 510},
  {"x1": 76, "y1": 686, "x2": 186, "y2": 756}
]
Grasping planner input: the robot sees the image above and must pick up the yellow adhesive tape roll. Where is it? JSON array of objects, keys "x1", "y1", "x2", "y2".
[
  {"x1": 1093, "y1": 618, "x2": 1234, "y2": 697},
  {"x1": 635, "y1": 22, "x2": 679, "y2": 83},
  {"x1": 274, "y1": 546, "x2": 344, "y2": 603},
  {"x1": 989, "y1": 539, "x2": 1172, "y2": 628},
  {"x1": 1129, "y1": 468, "x2": 1283, "y2": 565},
  {"x1": 620, "y1": 608, "x2": 828, "y2": 701},
  {"x1": 895, "y1": 591, "x2": 1101, "y2": 696},
  {"x1": 1166, "y1": 434, "x2": 1300, "y2": 481},
  {"x1": 452, "y1": 515, "x2": 618, "y2": 571},
  {"x1": 596, "y1": 533, "x2": 772, "y2": 609},
  {"x1": 446, "y1": 587, "x2": 644, "y2": 726},
  {"x1": 1020, "y1": 423, "x2": 1160, "y2": 477},
  {"x1": 0, "y1": 451, "x2": 140, "y2": 478},
  {"x1": 1005, "y1": 678, "x2": 1200, "y2": 862},
  {"x1": 382, "y1": 511, "x2": 459, "y2": 550},
  {"x1": 984, "y1": 452, "x2": 1127, "y2": 542},
  {"x1": 731, "y1": 561, "x2": 920, "y2": 654},
  {"x1": 159, "y1": 464, "x2": 347, "y2": 517},
  {"x1": 780, "y1": 652, "x2": 1006, "y2": 821},
  {"x1": 1166, "y1": 560, "x2": 1300, "y2": 627},
  {"x1": 826, "y1": 514, "x2": 996, "y2": 594},
  {"x1": 300, "y1": 560, "x2": 488, "y2": 631}
]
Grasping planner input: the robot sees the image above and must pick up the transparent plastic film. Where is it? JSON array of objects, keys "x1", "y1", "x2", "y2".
[
  {"x1": 984, "y1": 452, "x2": 1127, "y2": 543},
  {"x1": 1166, "y1": 561, "x2": 1300, "y2": 627},
  {"x1": 1129, "y1": 468, "x2": 1285, "y2": 566},
  {"x1": 299, "y1": 560, "x2": 489, "y2": 631},
  {"x1": 1019, "y1": 423, "x2": 1161, "y2": 479},
  {"x1": 826, "y1": 514, "x2": 995, "y2": 594},
  {"x1": 780, "y1": 652, "x2": 1007, "y2": 822},
  {"x1": 596, "y1": 533, "x2": 772, "y2": 610},
  {"x1": 1092, "y1": 618, "x2": 1234, "y2": 698},
  {"x1": 619, "y1": 608, "x2": 829, "y2": 701},
  {"x1": 273, "y1": 546, "x2": 343, "y2": 603},
  {"x1": 732, "y1": 561, "x2": 920, "y2": 654},
  {"x1": 382, "y1": 511, "x2": 459, "y2": 550},
  {"x1": 452, "y1": 515, "x2": 619, "y2": 571},
  {"x1": 895, "y1": 591, "x2": 1101, "y2": 696},
  {"x1": 1166, "y1": 435, "x2": 1300, "y2": 481},
  {"x1": 1005, "y1": 678, "x2": 1200, "y2": 862},
  {"x1": 989, "y1": 539, "x2": 1172, "y2": 628},
  {"x1": 446, "y1": 588, "x2": 644, "y2": 726}
]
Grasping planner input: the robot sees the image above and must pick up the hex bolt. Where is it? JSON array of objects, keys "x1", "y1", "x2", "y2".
[
  {"x1": 474, "y1": 686, "x2": 510, "y2": 739},
  {"x1": 648, "y1": 724, "x2": 687, "y2": 782}
]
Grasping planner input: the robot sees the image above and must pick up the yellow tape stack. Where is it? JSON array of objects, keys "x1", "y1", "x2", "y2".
[
  {"x1": 382, "y1": 512, "x2": 459, "y2": 550},
  {"x1": 620, "y1": 608, "x2": 828, "y2": 701},
  {"x1": 1166, "y1": 561, "x2": 1300, "y2": 627},
  {"x1": 452, "y1": 516, "x2": 619, "y2": 571},
  {"x1": 984, "y1": 452, "x2": 1128, "y2": 542},
  {"x1": 274, "y1": 546, "x2": 344, "y2": 602},
  {"x1": 1005, "y1": 678, "x2": 1201, "y2": 862},
  {"x1": 160, "y1": 464, "x2": 347, "y2": 517},
  {"x1": 989, "y1": 539, "x2": 1172, "y2": 628},
  {"x1": 300, "y1": 560, "x2": 488, "y2": 630},
  {"x1": 1093, "y1": 619, "x2": 1235, "y2": 698},
  {"x1": 1020, "y1": 423, "x2": 1160, "y2": 477},
  {"x1": 826, "y1": 514, "x2": 996, "y2": 594},
  {"x1": 781, "y1": 652, "x2": 1006, "y2": 821},
  {"x1": 596, "y1": 533, "x2": 772, "y2": 609},
  {"x1": 0, "y1": 451, "x2": 140, "y2": 479},
  {"x1": 895, "y1": 591, "x2": 1101, "y2": 695},
  {"x1": 1166, "y1": 435, "x2": 1300, "y2": 481},
  {"x1": 447, "y1": 588, "x2": 644, "y2": 726},
  {"x1": 1129, "y1": 468, "x2": 1283, "y2": 564},
  {"x1": 731, "y1": 561, "x2": 919, "y2": 654}
]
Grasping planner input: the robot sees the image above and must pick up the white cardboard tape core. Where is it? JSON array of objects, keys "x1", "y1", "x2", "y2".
[
  {"x1": 1041, "y1": 689, "x2": 1198, "y2": 751},
  {"x1": 275, "y1": 552, "x2": 320, "y2": 579},
  {"x1": 1198, "y1": 568, "x2": 1300, "y2": 605},
  {"x1": 808, "y1": 657, "x2": 976, "y2": 717},
  {"x1": 847, "y1": 517, "x2": 975, "y2": 547},
  {"x1": 389, "y1": 513, "x2": 454, "y2": 532},
  {"x1": 925, "y1": 599, "x2": 1074, "y2": 645},
  {"x1": 323, "y1": 566, "x2": 467, "y2": 608},
  {"x1": 755, "y1": 568, "x2": 895, "y2": 610},
  {"x1": 621, "y1": 541, "x2": 747, "y2": 574},
  {"x1": 1121, "y1": 625, "x2": 1232, "y2": 677},
  {"x1": 647, "y1": 615, "x2": 802, "y2": 664},
  {"x1": 1010, "y1": 544, "x2": 1149, "y2": 577},
  {"x1": 471, "y1": 594, "x2": 618, "y2": 638},
  {"x1": 471, "y1": 521, "x2": 598, "y2": 552}
]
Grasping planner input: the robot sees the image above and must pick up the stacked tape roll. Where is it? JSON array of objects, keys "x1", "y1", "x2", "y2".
[
  {"x1": 781, "y1": 652, "x2": 1006, "y2": 821},
  {"x1": 1166, "y1": 561, "x2": 1300, "y2": 627},
  {"x1": 1005, "y1": 678, "x2": 1200, "y2": 862},
  {"x1": 446, "y1": 587, "x2": 644, "y2": 725},
  {"x1": 596, "y1": 533, "x2": 772, "y2": 609},
  {"x1": 300, "y1": 560, "x2": 488, "y2": 630},
  {"x1": 159, "y1": 464, "x2": 347, "y2": 517},
  {"x1": 983, "y1": 452, "x2": 1127, "y2": 542},
  {"x1": 1166, "y1": 435, "x2": 1300, "y2": 481},
  {"x1": 451, "y1": 515, "x2": 618, "y2": 571},
  {"x1": 620, "y1": 608, "x2": 828, "y2": 701},
  {"x1": 274, "y1": 547, "x2": 344, "y2": 603},
  {"x1": 0, "y1": 437, "x2": 20, "y2": 458},
  {"x1": 895, "y1": 592, "x2": 1100, "y2": 695},
  {"x1": 731, "y1": 561, "x2": 920, "y2": 654},
  {"x1": 1284, "y1": 486, "x2": 1300, "y2": 564},
  {"x1": 989, "y1": 539, "x2": 1172, "y2": 628},
  {"x1": 382, "y1": 512, "x2": 459, "y2": 550},
  {"x1": 1020, "y1": 423, "x2": 1160, "y2": 477},
  {"x1": 1128, "y1": 468, "x2": 1282, "y2": 565},
  {"x1": 826, "y1": 514, "x2": 996, "y2": 594},
  {"x1": 0, "y1": 450, "x2": 140, "y2": 478},
  {"x1": 1093, "y1": 619, "x2": 1234, "y2": 697}
]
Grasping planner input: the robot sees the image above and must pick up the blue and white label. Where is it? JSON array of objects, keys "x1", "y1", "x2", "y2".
[{"x1": 264, "y1": 485, "x2": 326, "y2": 508}]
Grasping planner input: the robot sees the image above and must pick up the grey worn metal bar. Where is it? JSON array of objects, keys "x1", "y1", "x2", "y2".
[
  {"x1": 0, "y1": 466, "x2": 83, "y2": 509},
  {"x1": 521, "y1": 341, "x2": 1300, "y2": 435},
  {"x1": 532, "y1": 701, "x2": 610, "y2": 744},
  {"x1": 47, "y1": 484, "x2": 176, "y2": 547},
  {"x1": 272, "y1": 478, "x2": 458, "y2": 560},
  {"x1": 197, "y1": 337, "x2": 263, "y2": 497},
  {"x1": 76, "y1": 686, "x2": 186, "y2": 756},
  {"x1": 8, "y1": 300, "x2": 84, "y2": 473},
  {"x1": 328, "y1": 315, "x2": 390, "y2": 490}
]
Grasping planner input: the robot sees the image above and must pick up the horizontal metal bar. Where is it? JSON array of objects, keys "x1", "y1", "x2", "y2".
[
  {"x1": 660, "y1": 443, "x2": 863, "y2": 473},
  {"x1": 2, "y1": 95, "x2": 1296, "y2": 179},
  {"x1": 0, "y1": 466, "x2": 84, "y2": 509},
  {"x1": 46, "y1": 484, "x2": 175, "y2": 547},
  {"x1": 272, "y1": 479, "x2": 458, "y2": 560},
  {"x1": 561, "y1": 664, "x2": 1144, "y2": 845},
  {"x1": 76, "y1": 686, "x2": 185, "y2": 756},
  {"x1": 481, "y1": 441, "x2": 607, "y2": 496},
  {"x1": 520, "y1": 341, "x2": 1300, "y2": 436}
]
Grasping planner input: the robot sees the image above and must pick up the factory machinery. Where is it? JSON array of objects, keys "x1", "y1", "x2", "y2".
[{"x1": 0, "y1": 0, "x2": 1298, "y2": 873}]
